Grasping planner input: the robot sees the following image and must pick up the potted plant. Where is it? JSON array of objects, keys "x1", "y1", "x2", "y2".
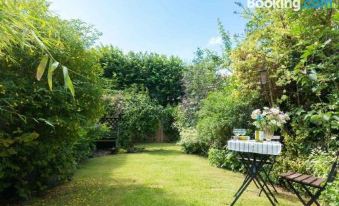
[{"x1": 251, "y1": 107, "x2": 289, "y2": 141}]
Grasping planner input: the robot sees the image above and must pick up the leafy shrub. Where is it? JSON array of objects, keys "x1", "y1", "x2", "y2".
[
  {"x1": 322, "y1": 179, "x2": 339, "y2": 206},
  {"x1": 177, "y1": 128, "x2": 208, "y2": 155},
  {"x1": 197, "y1": 82, "x2": 259, "y2": 148},
  {"x1": 0, "y1": 1, "x2": 103, "y2": 199},
  {"x1": 77, "y1": 123, "x2": 111, "y2": 158},
  {"x1": 102, "y1": 90, "x2": 162, "y2": 152},
  {"x1": 208, "y1": 148, "x2": 242, "y2": 171},
  {"x1": 161, "y1": 106, "x2": 180, "y2": 142}
]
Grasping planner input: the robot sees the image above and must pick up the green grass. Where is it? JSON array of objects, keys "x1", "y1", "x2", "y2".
[{"x1": 29, "y1": 143, "x2": 299, "y2": 206}]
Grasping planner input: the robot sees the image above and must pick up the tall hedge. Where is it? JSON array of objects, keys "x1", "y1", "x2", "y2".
[
  {"x1": 0, "y1": 1, "x2": 103, "y2": 199},
  {"x1": 99, "y1": 46, "x2": 184, "y2": 106}
]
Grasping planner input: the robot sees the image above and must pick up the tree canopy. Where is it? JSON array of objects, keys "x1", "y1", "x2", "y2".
[{"x1": 99, "y1": 46, "x2": 185, "y2": 106}]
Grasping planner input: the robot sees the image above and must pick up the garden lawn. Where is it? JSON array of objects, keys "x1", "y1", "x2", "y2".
[{"x1": 29, "y1": 143, "x2": 299, "y2": 206}]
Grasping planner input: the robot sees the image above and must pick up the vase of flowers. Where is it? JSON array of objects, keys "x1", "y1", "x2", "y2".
[{"x1": 251, "y1": 107, "x2": 289, "y2": 141}]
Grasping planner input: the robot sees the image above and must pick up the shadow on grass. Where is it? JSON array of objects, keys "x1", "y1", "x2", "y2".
[
  {"x1": 143, "y1": 148, "x2": 183, "y2": 156},
  {"x1": 76, "y1": 152, "x2": 129, "y2": 174},
  {"x1": 29, "y1": 178, "x2": 190, "y2": 206}
]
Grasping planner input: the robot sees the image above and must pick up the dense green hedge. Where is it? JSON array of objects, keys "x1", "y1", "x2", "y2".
[
  {"x1": 99, "y1": 46, "x2": 184, "y2": 106},
  {"x1": 0, "y1": 1, "x2": 103, "y2": 199}
]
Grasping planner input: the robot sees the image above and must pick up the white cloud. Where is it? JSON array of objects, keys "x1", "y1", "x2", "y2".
[{"x1": 208, "y1": 36, "x2": 222, "y2": 46}]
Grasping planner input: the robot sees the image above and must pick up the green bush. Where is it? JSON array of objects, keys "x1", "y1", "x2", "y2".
[
  {"x1": 322, "y1": 179, "x2": 339, "y2": 206},
  {"x1": 197, "y1": 82, "x2": 259, "y2": 148},
  {"x1": 161, "y1": 106, "x2": 180, "y2": 142},
  {"x1": 177, "y1": 128, "x2": 208, "y2": 155},
  {"x1": 0, "y1": 1, "x2": 103, "y2": 199},
  {"x1": 102, "y1": 90, "x2": 162, "y2": 152},
  {"x1": 208, "y1": 148, "x2": 242, "y2": 171}
]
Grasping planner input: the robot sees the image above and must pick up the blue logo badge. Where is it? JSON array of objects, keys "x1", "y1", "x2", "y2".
[{"x1": 302, "y1": 0, "x2": 333, "y2": 9}]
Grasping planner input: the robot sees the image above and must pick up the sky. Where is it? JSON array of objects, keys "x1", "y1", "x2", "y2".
[{"x1": 49, "y1": 0, "x2": 248, "y2": 61}]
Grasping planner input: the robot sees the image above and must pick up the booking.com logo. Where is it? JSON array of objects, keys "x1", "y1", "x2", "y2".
[{"x1": 247, "y1": 0, "x2": 334, "y2": 11}]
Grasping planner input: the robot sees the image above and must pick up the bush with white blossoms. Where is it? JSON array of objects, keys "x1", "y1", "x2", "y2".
[{"x1": 251, "y1": 107, "x2": 289, "y2": 131}]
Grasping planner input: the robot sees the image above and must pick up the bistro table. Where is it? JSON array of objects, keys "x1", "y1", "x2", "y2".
[{"x1": 227, "y1": 140, "x2": 282, "y2": 206}]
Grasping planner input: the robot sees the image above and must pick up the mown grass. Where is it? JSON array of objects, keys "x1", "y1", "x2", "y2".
[{"x1": 28, "y1": 143, "x2": 299, "y2": 206}]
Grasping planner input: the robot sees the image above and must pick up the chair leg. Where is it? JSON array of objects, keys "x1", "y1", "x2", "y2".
[
  {"x1": 301, "y1": 185, "x2": 321, "y2": 206},
  {"x1": 305, "y1": 188, "x2": 323, "y2": 206},
  {"x1": 285, "y1": 180, "x2": 307, "y2": 206}
]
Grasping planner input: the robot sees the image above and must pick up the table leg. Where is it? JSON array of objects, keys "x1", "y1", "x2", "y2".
[
  {"x1": 254, "y1": 175, "x2": 276, "y2": 206},
  {"x1": 234, "y1": 174, "x2": 250, "y2": 197},
  {"x1": 230, "y1": 175, "x2": 254, "y2": 206},
  {"x1": 257, "y1": 172, "x2": 278, "y2": 203},
  {"x1": 230, "y1": 152, "x2": 277, "y2": 206},
  {"x1": 255, "y1": 154, "x2": 278, "y2": 203}
]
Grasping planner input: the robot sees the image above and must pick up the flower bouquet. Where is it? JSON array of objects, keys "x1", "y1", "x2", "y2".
[{"x1": 251, "y1": 107, "x2": 289, "y2": 141}]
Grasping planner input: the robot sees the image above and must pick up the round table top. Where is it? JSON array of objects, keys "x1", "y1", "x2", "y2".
[{"x1": 227, "y1": 140, "x2": 282, "y2": 155}]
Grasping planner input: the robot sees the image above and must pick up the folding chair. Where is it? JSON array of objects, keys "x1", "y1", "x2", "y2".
[{"x1": 280, "y1": 154, "x2": 338, "y2": 206}]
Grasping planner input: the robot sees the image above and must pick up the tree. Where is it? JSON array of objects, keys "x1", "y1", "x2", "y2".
[
  {"x1": 99, "y1": 47, "x2": 185, "y2": 106},
  {"x1": 0, "y1": 0, "x2": 103, "y2": 198}
]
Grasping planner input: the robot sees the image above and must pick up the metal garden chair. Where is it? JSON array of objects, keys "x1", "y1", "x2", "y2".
[{"x1": 279, "y1": 154, "x2": 338, "y2": 206}]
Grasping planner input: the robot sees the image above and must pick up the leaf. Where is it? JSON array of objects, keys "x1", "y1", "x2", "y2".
[
  {"x1": 322, "y1": 113, "x2": 331, "y2": 121},
  {"x1": 38, "y1": 118, "x2": 55, "y2": 128},
  {"x1": 17, "y1": 132, "x2": 40, "y2": 143},
  {"x1": 31, "y1": 31, "x2": 47, "y2": 50},
  {"x1": 36, "y1": 55, "x2": 49, "y2": 81},
  {"x1": 308, "y1": 70, "x2": 317, "y2": 81},
  {"x1": 62, "y1": 66, "x2": 75, "y2": 97},
  {"x1": 310, "y1": 114, "x2": 322, "y2": 125},
  {"x1": 321, "y1": 39, "x2": 331, "y2": 48},
  {"x1": 47, "y1": 61, "x2": 59, "y2": 90}
]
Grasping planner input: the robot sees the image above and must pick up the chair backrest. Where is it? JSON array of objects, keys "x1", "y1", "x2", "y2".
[{"x1": 326, "y1": 153, "x2": 338, "y2": 183}]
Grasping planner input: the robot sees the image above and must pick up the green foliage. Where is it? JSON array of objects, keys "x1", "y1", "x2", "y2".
[
  {"x1": 99, "y1": 46, "x2": 184, "y2": 106},
  {"x1": 99, "y1": 47, "x2": 182, "y2": 144},
  {"x1": 102, "y1": 90, "x2": 162, "y2": 152},
  {"x1": 176, "y1": 23, "x2": 232, "y2": 132},
  {"x1": 197, "y1": 81, "x2": 259, "y2": 148},
  {"x1": 0, "y1": 0, "x2": 103, "y2": 199},
  {"x1": 177, "y1": 128, "x2": 208, "y2": 155},
  {"x1": 322, "y1": 179, "x2": 339, "y2": 206},
  {"x1": 229, "y1": 8, "x2": 338, "y2": 204},
  {"x1": 161, "y1": 106, "x2": 180, "y2": 142},
  {"x1": 0, "y1": 1, "x2": 100, "y2": 97},
  {"x1": 208, "y1": 148, "x2": 242, "y2": 171},
  {"x1": 178, "y1": 58, "x2": 225, "y2": 127}
]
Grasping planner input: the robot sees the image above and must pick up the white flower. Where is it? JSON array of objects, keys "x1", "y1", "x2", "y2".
[
  {"x1": 270, "y1": 107, "x2": 280, "y2": 115},
  {"x1": 271, "y1": 119, "x2": 277, "y2": 125},
  {"x1": 251, "y1": 109, "x2": 261, "y2": 119}
]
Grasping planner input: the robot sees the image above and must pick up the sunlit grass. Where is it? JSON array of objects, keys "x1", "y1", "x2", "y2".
[{"x1": 29, "y1": 143, "x2": 299, "y2": 206}]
